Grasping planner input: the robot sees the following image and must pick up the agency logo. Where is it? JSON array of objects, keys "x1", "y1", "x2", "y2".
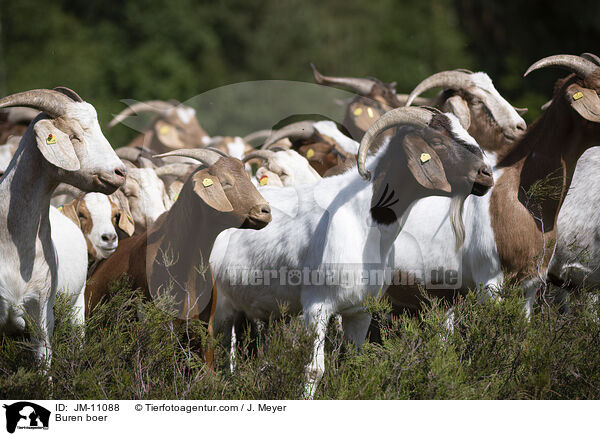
[{"x1": 3, "y1": 402, "x2": 50, "y2": 434}]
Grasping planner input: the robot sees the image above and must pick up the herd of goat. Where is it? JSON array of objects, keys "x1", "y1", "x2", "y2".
[{"x1": 0, "y1": 53, "x2": 599, "y2": 398}]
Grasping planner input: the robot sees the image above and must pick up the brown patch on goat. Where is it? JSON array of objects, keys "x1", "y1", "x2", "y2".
[{"x1": 85, "y1": 157, "x2": 271, "y2": 364}]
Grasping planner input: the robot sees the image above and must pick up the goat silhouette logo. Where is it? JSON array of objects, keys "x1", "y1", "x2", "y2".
[{"x1": 3, "y1": 402, "x2": 50, "y2": 433}]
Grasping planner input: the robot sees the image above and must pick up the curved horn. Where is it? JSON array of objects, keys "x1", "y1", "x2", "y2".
[
  {"x1": 268, "y1": 145, "x2": 290, "y2": 152},
  {"x1": 242, "y1": 150, "x2": 276, "y2": 162},
  {"x1": 524, "y1": 54, "x2": 598, "y2": 79},
  {"x1": 108, "y1": 100, "x2": 177, "y2": 128},
  {"x1": 581, "y1": 53, "x2": 600, "y2": 67},
  {"x1": 53, "y1": 86, "x2": 84, "y2": 102},
  {"x1": 0, "y1": 89, "x2": 72, "y2": 118},
  {"x1": 263, "y1": 121, "x2": 317, "y2": 148},
  {"x1": 357, "y1": 107, "x2": 433, "y2": 180},
  {"x1": 154, "y1": 148, "x2": 222, "y2": 167},
  {"x1": 205, "y1": 146, "x2": 230, "y2": 157},
  {"x1": 243, "y1": 129, "x2": 272, "y2": 143},
  {"x1": 310, "y1": 63, "x2": 377, "y2": 96},
  {"x1": 405, "y1": 71, "x2": 474, "y2": 107}
]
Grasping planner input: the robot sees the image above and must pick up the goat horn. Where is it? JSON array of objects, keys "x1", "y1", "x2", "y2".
[
  {"x1": 205, "y1": 146, "x2": 230, "y2": 157},
  {"x1": 108, "y1": 100, "x2": 176, "y2": 128},
  {"x1": 0, "y1": 89, "x2": 73, "y2": 118},
  {"x1": 262, "y1": 121, "x2": 317, "y2": 148},
  {"x1": 405, "y1": 71, "x2": 474, "y2": 107},
  {"x1": 357, "y1": 107, "x2": 433, "y2": 180},
  {"x1": 524, "y1": 54, "x2": 598, "y2": 79},
  {"x1": 581, "y1": 53, "x2": 600, "y2": 67},
  {"x1": 242, "y1": 150, "x2": 276, "y2": 162},
  {"x1": 310, "y1": 63, "x2": 376, "y2": 96},
  {"x1": 53, "y1": 86, "x2": 84, "y2": 102},
  {"x1": 154, "y1": 148, "x2": 222, "y2": 167},
  {"x1": 203, "y1": 136, "x2": 225, "y2": 147},
  {"x1": 268, "y1": 145, "x2": 290, "y2": 152},
  {"x1": 244, "y1": 129, "x2": 272, "y2": 143}
]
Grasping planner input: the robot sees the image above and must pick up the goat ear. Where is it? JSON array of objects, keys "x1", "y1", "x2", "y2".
[
  {"x1": 34, "y1": 119, "x2": 80, "y2": 171},
  {"x1": 192, "y1": 172, "x2": 234, "y2": 212},
  {"x1": 402, "y1": 132, "x2": 451, "y2": 193},
  {"x1": 444, "y1": 95, "x2": 471, "y2": 130},
  {"x1": 110, "y1": 190, "x2": 135, "y2": 236},
  {"x1": 566, "y1": 84, "x2": 600, "y2": 123},
  {"x1": 59, "y1": 203, "x2": 80, "y2": 228},
  {"x1": 155, "y1": 120, "x2": 184, "y2": 149},
  {"x1": 117, "y1": 213, "x2": 135, "y2": 236}
]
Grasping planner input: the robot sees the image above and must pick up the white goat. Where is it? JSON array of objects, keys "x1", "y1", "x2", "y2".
[
  {"x1": 210, "y1": 107, "x2": 493, "y2": 397},
  {"x1": 548, "y1": 147, "x2": 600, "y2": 288},
  {"x1": 0, "y1": 87, "x2": 126, "y2": 362}
]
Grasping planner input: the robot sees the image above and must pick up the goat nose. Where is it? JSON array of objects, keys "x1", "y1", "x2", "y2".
[
  {"x1": 516, "y1": 121, "x2": 526, "y2": 132},
  {"x1": 260, "y1": 204, "x2": 271, "y2": 216},
  {"x1": 478, "y1": 165, "x2": 493, "y2": 178},
  {"x1": 101, "y1": 232, "x2": 117, "y2": 243},
  {"x1": 114, "y1": 165, "x2": 127, "y2": 179}
]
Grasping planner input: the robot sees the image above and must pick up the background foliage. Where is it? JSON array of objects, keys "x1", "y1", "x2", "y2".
[{"x1": 2, "y1": 0, "x2": 599, "y2": 146}]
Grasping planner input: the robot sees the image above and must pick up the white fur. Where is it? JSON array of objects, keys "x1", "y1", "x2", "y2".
[
  {"x1": 226, "y1": 137, "x2": 247, "y2": 160},
  {"x1": 125, "y1": 167, "x2": 172, "y2": 229},
  {"x1": 313, "y1": 120, "x2": 359, "y2": 154},
  {"x1": 51, "y1": 206, "x2": 87, "y2": 324},
  {"x1": 548, "y1": 147, "x2": 600, "y2": 287},
  {"x1": 81, "y1": 193, "x2": 119, "y2": 259},
  {"x1": 175, "y1": 107, "x2": 196, "y2": 124},
  {"x1": 470, "y1": 72, "x2": 526, "y2": 130},
  {"x1": 256, "y1": 150, "x2": 322, "y2": 187}
]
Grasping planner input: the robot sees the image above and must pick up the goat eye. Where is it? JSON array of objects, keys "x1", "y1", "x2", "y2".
[
  {"x1": 221, "y1": 181, "x2": 233, "y2": 189},
  {"x1": 69, "y1": 134, "x2": 81, "y2": 142}
]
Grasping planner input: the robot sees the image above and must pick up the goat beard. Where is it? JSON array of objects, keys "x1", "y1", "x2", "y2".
[{"x1": 449, "y1": 194, "x2": 466, "y2": 251}]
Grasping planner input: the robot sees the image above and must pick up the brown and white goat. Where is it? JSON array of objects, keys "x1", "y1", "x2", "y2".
[
  {"x1": 85, "y1": 149, "x2": 272, "y2": 364},
  {"x1": 384, "y1": 54, "x2": 600, "y2": 317}
]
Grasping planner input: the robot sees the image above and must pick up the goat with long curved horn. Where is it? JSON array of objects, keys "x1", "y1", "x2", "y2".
[
  {"x1": 154, "y1": 148, "x2": 223, "y2": 167},
  {"x1": 405, "y1": 71, "x2": 475, "y2": 107},
  {"x1": 524, "y1": 54, "x2": 598, "y2": 79},
  {"x1": 108, "y1": 100, "x2": 176, "y2": 128},
  {"x1": 262, "y1": 121, "x2": 317, "y2": 149},
  {"x1": 357, "y1": 107, "x2": 434, "y2": 180},
  {"x1": 242, "y1": 150, "x2": 276, "y2": 163},
  {"x1": 0, "y1": 89, "x2": 74, "y2": 118},
  {"x1": 311, "y1": 63, "x2": 377, "y2": 96}
]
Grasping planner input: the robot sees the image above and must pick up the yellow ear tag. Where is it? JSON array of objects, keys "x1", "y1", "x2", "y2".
[
  {"x1": 420, "y1": 153, "x2": 431, "y2": 164},
  {"x1": 259, "y1": 175, "x2": 269, "y2": 186},
  {"x1": 573, "y1": 91, "x2": 584, "y2": 101},
  {"x1": 306, "y1": 148, "x2": 315, "y2": 159},
  {"x1": 57, "y1": 204, "x2": 64, "y2": 212},
  {"x1": 367, "y1": 107, "x2": 374, "y2": 118},
  {"x1": 202, "y1": 178, "x2": 214, "y2": 187},
  {"x1": 353, "y1": 107, "x2": 363, "y2": 116},
  {"x1": 127, "y1": 214, "x2": 134, "y2": 224},
  {"x1": 173, "y1": 193, "x2": 179, "y2": 202},
  {"x1": 46, "y1": 133, "x2": 57, "y2": 145},
  {"x1": 160, "y1": 125, "x2": 170, "y2": 135}
]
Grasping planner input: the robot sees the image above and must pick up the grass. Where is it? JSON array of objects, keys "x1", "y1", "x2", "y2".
[{"x1": 2, "y1": 279, "x2": 600, "y2": 399}]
